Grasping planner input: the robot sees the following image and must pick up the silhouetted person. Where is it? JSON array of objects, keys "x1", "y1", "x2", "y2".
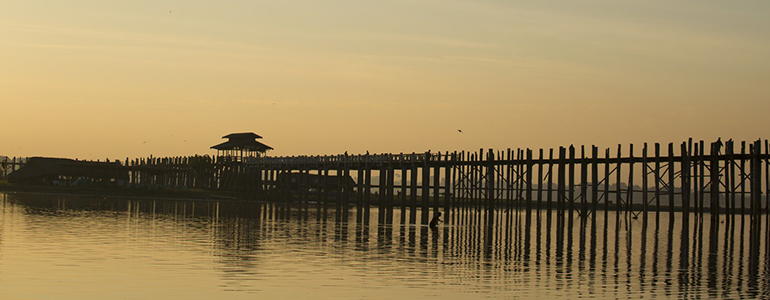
[
  {"x1": 716, "y1": 137, "x2": 723, "y2": 154},
  {"x1": 429, "y1": 212, "x2": 442, "y2": 229}
]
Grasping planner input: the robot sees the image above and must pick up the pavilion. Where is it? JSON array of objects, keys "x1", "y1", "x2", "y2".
[{"x1": 211, "y1": 132, "x2": 273, "y2": 160}]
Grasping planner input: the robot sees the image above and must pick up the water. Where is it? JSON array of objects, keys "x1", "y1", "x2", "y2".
[{"x1": 1, "y1": 193, "x2": 769, "y2": 299}]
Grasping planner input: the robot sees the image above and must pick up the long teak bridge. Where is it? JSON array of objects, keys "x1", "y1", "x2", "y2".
[
  {"x1": 5, "y1": 138, "x2": 766, "y2": 225},
  {"x1": 115, "y1": 139, "x2": 770, "y2": 226}
]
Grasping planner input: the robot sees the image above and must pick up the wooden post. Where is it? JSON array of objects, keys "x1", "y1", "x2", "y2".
[
  {"x1": 741, "y1": 142, "x2": 747, "y2": 218},
  {"x1": 470, "y1": 150, "x2": 476, "y2": 204},
  {"x1": 547, "y1": 148, "x2": 554, "y2": 215},
  {"x1": 568, "y1": 145, "x2": 575, "y2": 223},
  {"x1": 388, "y1": 156, "x2": 397, "y2": 224},
  {"x1": 654, "y1": 143, "x2": 661, "y2": 215},
  {"x1": 604, "y1": 148, "x2": 610, "y2": 216},
  {"x1": 422, "y1": 151, "x2": 430, "y2": 224},
  {"x1": 693, "y1": 143, "x2": 699, "y2": 218},
  {"x1": 751, "y1": 140, "x2": 762, "y2": 221},
  {"x1": 538, "y1": 149, "x2": 544, "y2": 213},
  {"x1": 642, "y1": 143, "x2": 648, "y2": 221},
  {"x1": 557, "y1": 147, "x2": 566, "y2": 214},
  {"x1": 343, "y1": 159, "x2": 351, "y2": 219},
  {"x1": 487, "y1": 149, "x2": 495, "y2": 209},
  {"x1": 500, "y1": 148, "x2": 514, "y2": 208},
  {"x1": 508, "y1": 149, "x2": 515, "y2": 205},
  {"x1": 353, "y1": 159, "x2": 361, "y2": 212},
  {"x1": 433, "y1": 153, "x2": 441, "y2": 216},
  {"x1": 466, "y1": 151, "x2": 472, "y2": 205},
  {"x1": 515, "y1": 149, "x2": 521, "y2": 205},
  {"x1": 556, "y1": 147, "x2": 566, "y2": 239},
  {"x1": 723, "y1": 140, "x2": 732, "y2": 224},
  {"x1": 444, "y1": 152, "x2": 452, "y2": 221},
  {"x1": 627, "y1": 143, "x2": 635, "y2": 217},
  {"x1": 400, "y1": 157, "x2": 408, "y2": 225},
  {"x1": 580, "y1": 145, "x2": 588, "y2": 218},
  {"x1": 699, "y1": 140, "x2": 706, "y2": 218},
  {"x1": 667, "y1": 143, "x2": 676, "y2": 226},
  {"x1": 616, "y1": 145, "x2": 623, "y2": 219},
  {"x1": 526, "y1": 149, "x2": 533, "y2": 214},
  {"x1": 688, "y1": 139, "x2": 694, "y2": 216},
  {"x1": 681, "y1": 142, "x2": 691, "y2": 226},
  {"x1": 710, "y1": 142, "x2": 720, "y2": 219},
  {"x1": 378, "y1": 164, "x2": 386, "y2": 222},
  {"x1": 451, "y1": 152, "x2": 458, "y2": 209},
  {"x1": 410, "y1": 156, "x2": 418, "y2": 224},
  {"x1": 765, "y1": 140, "x2": 769, "y2": 217},
  {"x1": 591, "y1": 146, "x2": 598, "y2": 216}
]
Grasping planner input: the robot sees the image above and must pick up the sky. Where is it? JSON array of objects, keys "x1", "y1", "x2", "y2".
[{"x1": 1, "y1": 0, "x2": 769, "y2": 160}]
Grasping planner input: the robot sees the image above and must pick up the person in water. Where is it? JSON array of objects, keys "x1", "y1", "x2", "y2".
[{"x1": 429, "y1": 212, "x2": 443, "y2": 229}]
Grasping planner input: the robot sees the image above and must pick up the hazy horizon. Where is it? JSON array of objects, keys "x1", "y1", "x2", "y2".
[{"x1": 2, "y1": 1, "x2": 768, "y2": 160}]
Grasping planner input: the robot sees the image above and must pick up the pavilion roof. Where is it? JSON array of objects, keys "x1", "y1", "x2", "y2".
[
  {"x1": 222, "y1": 132, "x2": 263, "y2": 140},
  {"x1": 211, "y1": 132, "x2": 273, "y2": 152}
]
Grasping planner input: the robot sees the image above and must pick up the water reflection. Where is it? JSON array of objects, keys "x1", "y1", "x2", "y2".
[{"x1": 1, "y1": 193, "x2": 769, "y2": 299}]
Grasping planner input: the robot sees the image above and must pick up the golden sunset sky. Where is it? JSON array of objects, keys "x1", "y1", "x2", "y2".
[{"x1": 2, "y1": 1, "x2": 768, "y2": 159}]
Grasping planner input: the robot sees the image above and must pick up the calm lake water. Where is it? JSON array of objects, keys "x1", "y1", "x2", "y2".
[{"x1": 1, "y1": 192, "x2": 769, "y2": 299}]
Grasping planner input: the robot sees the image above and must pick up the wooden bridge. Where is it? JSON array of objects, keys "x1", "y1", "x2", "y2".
[
  {"x1": 113, "y1": 138, "x2": 769, "y2": 224},
  {"x1": 3, "y1": 138, "x2": 769, "y2": 227}
]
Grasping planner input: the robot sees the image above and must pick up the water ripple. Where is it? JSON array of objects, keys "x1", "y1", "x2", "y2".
[{"x1": 1, "y1": 193, "x2": 769, "y2": 299}]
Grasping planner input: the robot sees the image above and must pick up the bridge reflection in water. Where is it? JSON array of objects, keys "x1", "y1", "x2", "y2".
[{"x1": 1, "y1": 194, "x2": 768, "y2": 298}]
